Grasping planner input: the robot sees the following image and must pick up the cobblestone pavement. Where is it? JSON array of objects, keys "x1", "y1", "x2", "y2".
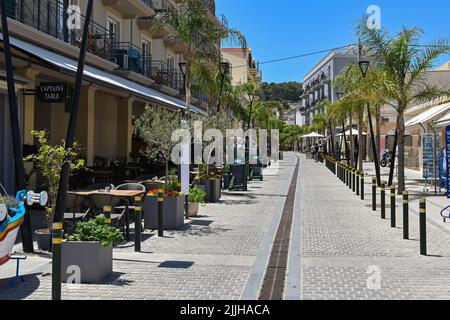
[
  {"x1": 0, "y1": 155, "x2": 297, "y2": 300},
  {"x1": 300, "y1": 156, "x2": 450, "y2": 300}
]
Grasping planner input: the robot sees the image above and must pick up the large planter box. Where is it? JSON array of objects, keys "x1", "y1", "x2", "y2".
[
  {"x1": 144, "y1": 195, "x2": 184, "y2": 230},
  {"x1": 61, "y1": 241, "x2": 112, "y2": 283},
  {"x1": 200, "y1": 179, "x2": 220, "y2": 203}
]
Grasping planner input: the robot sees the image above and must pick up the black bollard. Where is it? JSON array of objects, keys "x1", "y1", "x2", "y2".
[
  {"x1": 349, "y1": 168, "x2": 353, "y2": 190},
  {"x1": 103, "y1": 205, "x2": 112, "y2": 225},
  {"x1": 134, "y1": 196, "x2": 142, "y2": 252},
  {"x1": 381, "y1": 181, "x2": 386, "y2": 219},
  {"x1": 372, "y1": 177, "x2": 377, "y2": 211},
  {"x1": 420, "y1": 199, "x2": 427, "y2": 256},
  {"x1": 403, "y1": 192, "x2": 409, "y2": 240},
  {"x1": 352, "y1": 169, "x2": 356, "y2": 193},
  {"x1": 361, "y1": 173, "x2": 365, "y2": 200},
  {"x1": 356, "y1": 171, "x2": 360, "y2": 196},
  {"x1": 390, "y1": 186, "x2": 396, "y2": 228},
  {"x1": 158, "y1": 192, "x2": 164, "y2": 237}
]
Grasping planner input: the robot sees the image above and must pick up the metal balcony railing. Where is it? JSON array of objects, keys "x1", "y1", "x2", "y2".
[
  {"x1": 150, "y1": 60, "x2": 181, "y2": 91},
  {"x1": 152, "y1": 0, "x2": 177, "y2": 13},
  {"x1": 216, "y1": 13, "x2": 228, "y2": 29},
  {"x1": 2, "y1": 0, "x2": 115, "y2": 62},
  {"x1": 111, "y1": 42, "x2": 152, "y2": 78}
]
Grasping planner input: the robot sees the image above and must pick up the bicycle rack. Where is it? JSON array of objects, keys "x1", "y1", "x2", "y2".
[{"x1": 440, "y1": 205, "x2": 450, "y2": 222}]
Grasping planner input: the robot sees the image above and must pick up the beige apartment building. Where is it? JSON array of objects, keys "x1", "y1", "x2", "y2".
[
  {"x1": 0, "y1": 0, "x2": 227, "y2": 192},
  {"x1": 221, "y1": 48, "x2": 262, "y2": 86}
]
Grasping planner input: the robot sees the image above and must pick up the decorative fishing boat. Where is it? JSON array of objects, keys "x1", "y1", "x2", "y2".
[
  {"x1": 0, "y1": 188, "x2": 47, "y2": 266},
  {"x1": 0, "y1": 191, "x2": 26, "y2": 266}
]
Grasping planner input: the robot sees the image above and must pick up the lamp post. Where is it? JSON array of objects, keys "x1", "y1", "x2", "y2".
[
  {"x1": 217, "y1": 61, "x2": 230, "y2": 114},
  {"x1": 178, "y1": 62, "x2": 190, "y2": 219},
  {"x1": 358, "y1": 60, "x2": 381, "y2": 187}
]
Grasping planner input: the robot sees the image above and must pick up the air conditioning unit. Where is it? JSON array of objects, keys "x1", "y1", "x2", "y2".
[{"x1": 117, "y1": 53, "x2": 129, "y2": 70}]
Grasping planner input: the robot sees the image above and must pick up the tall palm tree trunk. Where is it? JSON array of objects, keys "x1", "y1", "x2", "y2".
[
  {"x1": 358, "y1": 112, "x2": 364, "y2": 171},
  {"x1": 329, "y1": 121, "x2": 335, "y2": 157},
  {"x1": 342, "y1": 121, "x2": 350, "y2": 165},
  {"x1": 367, "y1": 105, "x2": 381, "y2": 186},
  {"x1": 388, "y1": 127, "x2": 398, "y2": 187},
  {"x1": 349, "y1": 112, "x2": 354, "y2": 166},
  {"x1": 397, "y1": 114, "x2": 406, "y2": 194},
  {"x1": 376, "y1": 105, "x2": 381, "y2": 159}
]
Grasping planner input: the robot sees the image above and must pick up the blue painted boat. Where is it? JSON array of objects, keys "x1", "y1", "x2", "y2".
[{"x1": 0, "y1": 191, "x2": 26, "y2": 266}]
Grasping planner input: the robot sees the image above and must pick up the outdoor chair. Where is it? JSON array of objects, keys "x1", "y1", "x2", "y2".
[
  {"x1": 115, "y1": 183, "x2": 146, "y2": 230},
  {"x1": 89, "y1": 194, "x2": 130, "y2": 240},
  {"x1": 63, "y1": 192, "x2": 92, "y2": 234}
]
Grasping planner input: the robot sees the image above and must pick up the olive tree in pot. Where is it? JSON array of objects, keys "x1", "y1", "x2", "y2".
[
  {"x1": 24, "y1": 130, "x2": 84, "y2": 252},
  {"x1": 63, "y1": 215, "x2": 124, "y2": 283},
  {"x1": 188, "y1": 185, "x2": 206, "y2": 217},
  {"x1": 135, "y1": 106, "x2": 186, "y2": 230}
]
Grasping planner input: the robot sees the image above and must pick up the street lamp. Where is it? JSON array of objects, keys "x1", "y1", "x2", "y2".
[
  {"x1": 179, "y1": 62, "x2": 187, "y2": 77},
  {"x1": 336, "y1": 92, "x2": 344, "y2": 100},
  {"x1": 217, "y1": 61, "x2": 230, "y2": 114},
  {"x1": 178, "y1": 62, "x2": 190, "y2": 219},
  {"x1": 358, "y1": 60, "x2": 370, "y2": 77}
]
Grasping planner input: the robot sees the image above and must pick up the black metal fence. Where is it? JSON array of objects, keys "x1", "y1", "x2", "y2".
[{"x1": 4, "y1": 0, "x2": 114, "y2": 62}]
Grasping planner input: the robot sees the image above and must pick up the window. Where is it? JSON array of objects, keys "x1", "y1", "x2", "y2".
[
  {"x1": 167, "y1": 55, "x2": 174, "y2": 71},
  {"x1": 107, "y1": 16, "x2": 120, "y2": 42}
]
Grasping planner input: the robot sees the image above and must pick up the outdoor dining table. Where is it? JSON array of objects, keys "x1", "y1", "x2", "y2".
[{"x1": 69, "y1": 189, "x2": 146, "y2": 241}]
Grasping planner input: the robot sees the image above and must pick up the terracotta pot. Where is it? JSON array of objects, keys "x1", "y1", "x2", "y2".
[{"x1": 188, "y1": 202, "x2": 200, "y2": 217}]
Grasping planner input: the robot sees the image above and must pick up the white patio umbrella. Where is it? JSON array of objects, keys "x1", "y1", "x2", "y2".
[
  {"x1": 336, "y1": 129, "x2": 367, "y2": 137},
  {"x1": 301, "y1": 132, "x2": 325, "y2": 139}
]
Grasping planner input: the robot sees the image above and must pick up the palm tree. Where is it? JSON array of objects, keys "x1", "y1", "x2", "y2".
[
  {"x1": 158, "y1": 0, "x2": 247, "y2": 115},
  {"x1": 358, "y1": 23, "x2": 450, "y2": 193},
  {"x1": 329, "y1": 100, "x2": 351, "y2": 163},
  {"x1": 334, "y1": 65, "x2": 374, "y2": 172},
  {"x1": 311, "y1": 113, "x2": 327, "y2": 135}
]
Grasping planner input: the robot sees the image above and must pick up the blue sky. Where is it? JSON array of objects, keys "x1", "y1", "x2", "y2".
[{"x1": 216, "y1": 0, "x2": 450, "y2": 84}]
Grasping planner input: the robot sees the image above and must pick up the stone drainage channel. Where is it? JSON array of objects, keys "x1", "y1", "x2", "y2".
[{"x1": 258, "y1": 158, "x2": 300, "y2": 300}]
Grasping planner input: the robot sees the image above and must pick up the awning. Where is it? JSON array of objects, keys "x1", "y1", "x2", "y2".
[
  {"x1": 433, "y1": 111, "x2": 450, "y2": 127},
  {"x1": 405, "y1": 102, "x2": 450, "y2": 128},
  {"x1": 0, "y1": 34, "x2": 206, "y2": 115}
]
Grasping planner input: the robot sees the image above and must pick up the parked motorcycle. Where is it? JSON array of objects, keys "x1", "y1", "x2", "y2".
[{"x1": 380, "y1": 149, "x2": 392, "y2": 168}]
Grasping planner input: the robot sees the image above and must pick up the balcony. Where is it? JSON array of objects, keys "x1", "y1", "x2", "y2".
[
  {"x1": 102, "y1": 0, "x2": 155, "y2": 18},
  {"x1": 137, "y1": 0, "x2": 176, "y2": 38},
  {"x1": 163, "y1": 35, "x2": 188, "y2": 53},
  {"x1": 111, "y1": 42, "x2": 152, "y2": 79},
  {"x1": 3, "y1": 0, "x2": 115, "y2": 62},
  {"x1": 150, "y1": 60, "x2": 181, "y2": 91}
]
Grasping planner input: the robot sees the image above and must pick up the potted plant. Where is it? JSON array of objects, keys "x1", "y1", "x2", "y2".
[
  {"x1": 62, "y1": 215, "x2": 124, "y2": 283},
  {"x1": 143, "y1": 170, "x2": 185, "y2": 230},
  {"x1": 24, "y1": 130, "x2": 84, "y2": 251},
  {"x1": 188, "y1": 186, "x2": 206, "y2": 217}
]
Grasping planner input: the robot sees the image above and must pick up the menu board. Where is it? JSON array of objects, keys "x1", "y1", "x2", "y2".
[
  {"x1": 231, "y1": 165, "x2": 246, "y2": 189},
  {"x1": 422, "y1": 134, "x2": 441, "y2": 179},
  {"x1": 446, "y1": 126, "x2": 450, "y2": 198}
]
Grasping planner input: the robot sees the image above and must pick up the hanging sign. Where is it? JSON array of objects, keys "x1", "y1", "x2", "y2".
[{"x1": 38, "y1": 82, "x2": 67, "y2": 103}]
